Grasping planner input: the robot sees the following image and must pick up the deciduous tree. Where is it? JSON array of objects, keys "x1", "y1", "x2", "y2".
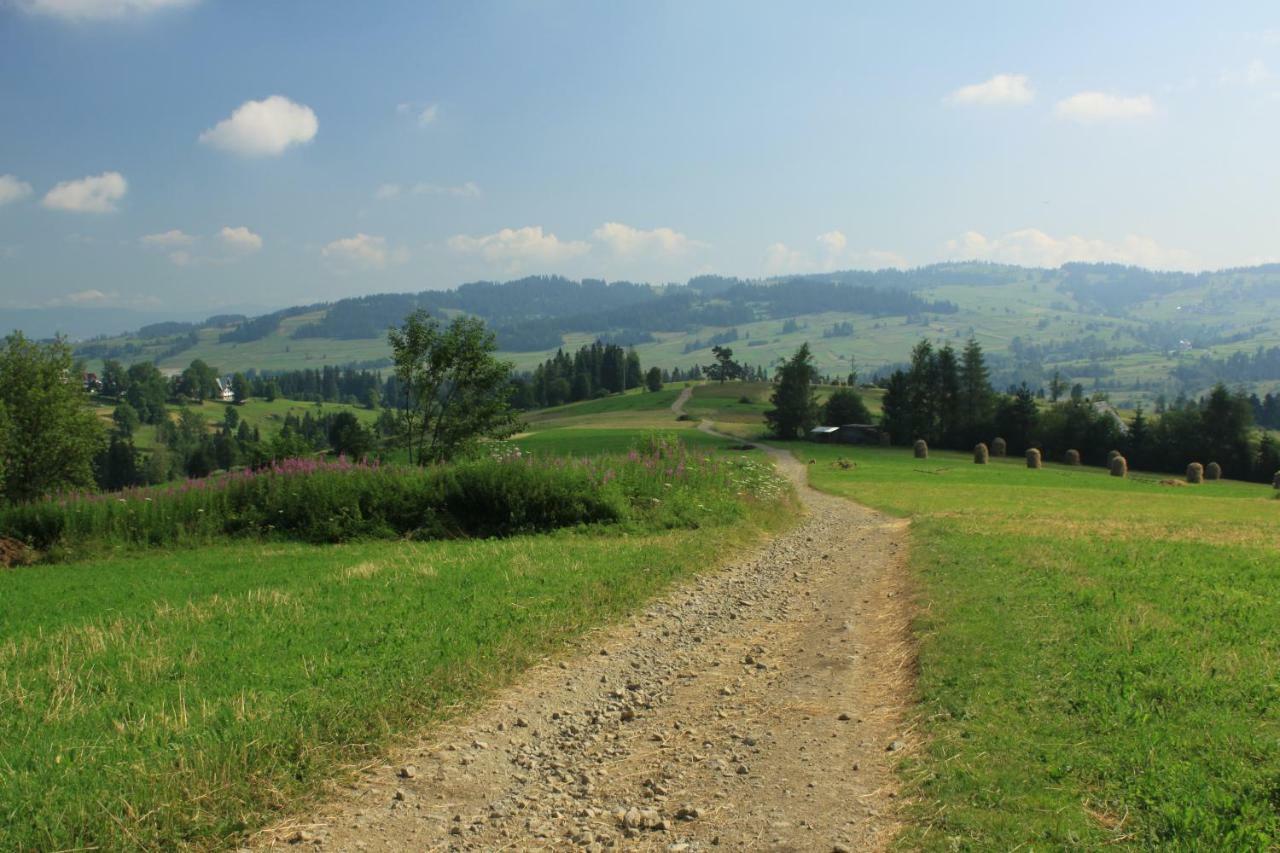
[
  {"x1": 388, "y1": 310, "x2": 521, "y2": 464},
  {"x1": 0, "y1": 333, "x2": 106, "y2": 502}
]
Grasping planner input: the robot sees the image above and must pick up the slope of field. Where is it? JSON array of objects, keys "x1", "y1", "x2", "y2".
[
  {"x1": 802, "y1": 445, "x2": 1280, "y2": 848},
  {"x1": 0, "y1": 444, "x2": 796, "y2": 850}
]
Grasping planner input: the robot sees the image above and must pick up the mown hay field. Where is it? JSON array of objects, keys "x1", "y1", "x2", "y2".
[{"x1": 801, "y1": 444, "x2": 1280, "y2": 849}]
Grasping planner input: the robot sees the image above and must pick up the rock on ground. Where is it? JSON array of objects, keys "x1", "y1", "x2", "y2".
[{"x1": 255, "y1": 431, "x2": 914, "y2": 852}]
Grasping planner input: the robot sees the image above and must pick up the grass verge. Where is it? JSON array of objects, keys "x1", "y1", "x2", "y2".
[
  {"x1": 0, "y1": 444, "x2": 795, "y2": 850},
  {"x1": 800, "y1": 445, "x2": 1280, "y2": 848}
]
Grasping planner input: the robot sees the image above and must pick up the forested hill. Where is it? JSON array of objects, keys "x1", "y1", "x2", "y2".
[
  {"x1": 59, "y1": 261, "x2": 1280, "y2": 405},
  {"x1": 238, "y1": 273, "x2": 957, "y2": 352}
]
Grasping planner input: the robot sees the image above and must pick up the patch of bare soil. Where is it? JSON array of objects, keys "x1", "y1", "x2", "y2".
[{"x1": 258, "y1": 431, "x2": 913, "y2": 852}]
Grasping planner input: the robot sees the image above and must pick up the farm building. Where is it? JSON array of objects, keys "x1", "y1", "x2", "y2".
[{"x1": 808, "y1": 424, "x2": 883, "y2": 444}]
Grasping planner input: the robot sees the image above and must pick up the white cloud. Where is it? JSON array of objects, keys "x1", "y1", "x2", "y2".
[
  {"x1": 322, "y1": 233, "x2": 403, "y2": 271},
  {"x1": 168, "y1": 250, "x2": 192, "y2": 267},
  {"x1": 413, "y1": 181, "x2": 482, "y2": 198},
  {"x1": 764, "y1": 242, "x2": 809, "y2": 274},
  {"x1": 1053, "y1": 91, "x2": 1155, "y2": 123},
  {"x1": 374, "y1": 183, "x2": 402, "y2": 200},
  {"x1": 0, "y1": 174, "x2": 34, "y2": 206},
  {"x1": 947, "y1": 73, "x2": 1034, "y2": 106},
  {"x1": 449, "y1": 226, "x2": 590, "y2": 270},
  {"x1": 219, "y1": 225, "x2": 262, "y2": 252},
  {"x1": 859, "y1": 249, "x2": 910, "y2": 269},
  {"x1": 816, "y1": 229, "x2": 847, "y2": 255},
  {"x1": 418, "y1": 104, "x2": 439, "y2": 126},
  {"x1": 944, "y1": 227, "x2": 1195, "y2": 270},
  {"x1": 767, "y1": 232, "x2": 907, "y2": 274},
  {"x1": 1220, "y1": 59, "x2": 1271, "y2": 86},
  {"x1": 140, "y1": 229, "x2": 194, "y2": 248},
  {"x1": 14, "y1": 0, "x2": 194, "y2": 21},
  {"x1": 199, "y1": 95, "x2": 318, "y2": 157},
  {"x1": 51, "y1": 288, "x2": 112, "y2": 305},
  {"x1": 592, "y1": 222, "x2": 703, "y2": 258},
  {"x1": 42, "y1": 171, "x2": 127, "y2": 213}
]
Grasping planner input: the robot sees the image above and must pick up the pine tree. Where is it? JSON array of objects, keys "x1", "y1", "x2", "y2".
[{"x1": 764, "y1": 344, "x2": 819, "y2": 439}]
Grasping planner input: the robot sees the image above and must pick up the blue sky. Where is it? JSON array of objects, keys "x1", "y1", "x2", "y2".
[{"x1": 2, "y1": 1, "x2": 1280, "y2": 314}]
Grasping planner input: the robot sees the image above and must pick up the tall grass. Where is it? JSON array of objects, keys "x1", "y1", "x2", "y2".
[{"x1": 1, "y1": 435, "x2": 780, "y2": 559}]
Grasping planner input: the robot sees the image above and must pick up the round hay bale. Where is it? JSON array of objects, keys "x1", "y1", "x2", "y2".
[
  {"x1": 1186, "y1": 462, "x2": 1204, "y2": 484},
  {"x1": 991, "y1": 437, "x2": 1007, "y2": 457},
  {"x1": 1065, "y1": 449, "x2": 1082, "y2": 466},
  {"x1": 1205, "y1": 461, "x2": 1222, "y2": 481},
  {"x1": 1106, "y1": 449, "x2": 1122, "y2": 465},
  {"x1": 913, "y1": 439, "x2": 928, "y2": 459},
  {"x1": 974, "y1": 442, "x2": 989, "y2": 464},
  {"x1": 1273, "y1": 470, "x2": 1280, "y2": 490},
  {"x1": 1025, "y1": 448, "x2": 1042, "y2": 469},
  {"x1": 1109, "y1": 455, "x2": 1128, "y2": 478}
]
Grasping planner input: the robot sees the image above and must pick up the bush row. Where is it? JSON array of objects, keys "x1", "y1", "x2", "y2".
[{"x1": 0, "y1": 435, "x2": 783, "y2": 559}]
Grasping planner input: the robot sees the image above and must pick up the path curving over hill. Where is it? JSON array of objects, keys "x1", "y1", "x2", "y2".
[{"x1": 259, "y1": 406, "x2": 914, "y2": 851}]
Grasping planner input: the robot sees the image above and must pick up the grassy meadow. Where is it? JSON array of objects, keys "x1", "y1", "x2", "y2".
[
  {"x1": 799, "y1": 444, "x2": 1280, "y2": 849},
  {"x1": 93, "y1": 397, "x2": 380, "y2": 451},
  {"x1": 0, "y1": 430, "x2": 796, "y2": 850}
]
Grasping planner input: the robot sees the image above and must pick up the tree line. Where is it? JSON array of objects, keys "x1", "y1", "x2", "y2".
[{"x1": 876, "y1": 339, "x2": 1277, "y2": 482}]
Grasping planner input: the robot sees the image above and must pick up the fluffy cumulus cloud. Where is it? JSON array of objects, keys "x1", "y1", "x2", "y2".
[
  {"x1": 140, "y1": 226, "x2": 259, "y2": 265},
  {"x1": 322, "y1": 233, "x2": 404, "y2": 271},
  {"x1": 764, "y1": 242, "x2": 809, "y2": 274},
  {"x1": 1053, "y1": 92, "x2": 1155, "y2": 123},
  {"x1": 948, "y1": 73, "x2": 1034, "y2": 106},
  {"x1": 766, "y1": 232, "x2": 906, "y2": 274},
  {"x1": 42, "y1": 171, "x2": 127, "y2": 213},
  {"x1": 0, "y1": 174, "x2": 34, "y2": 206},
  {"x1": 592, "y1": 222, "x2": 703, "y2": 258},
  {"x1": 816, "y1": 229, "x2": 847, "y2": 256},
  {"x1": 139, "y1": 229, "x2": 194, "y2": 248},
  {"x1": 219, "y1": 225, "x2": 262, "y2": 252},
  {"x1": 944, "y1": 228, "x2": 1195, "y2": 270},
  {"x1": 14, "y1": 0, "x2": 194, "y2": 20},
  {"x1": 199, "y1": 95, "x2": 318, "y2": 157},
  {"x1": 448, "y1": 226, "x2": 590, "y2": 269}
]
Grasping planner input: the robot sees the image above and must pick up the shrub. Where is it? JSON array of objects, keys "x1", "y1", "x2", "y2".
[
  {"x1": 1109, "y1": 455, "x2": 1128, "y2": 478},
  {"x1": 991, "y1": 437, "x2": 1007, "y2": 457},
  {"x1": 1187, "y1": 462, "x2": 1204, "y2": 484},
  {"x1": 1205, "y1": 461, "x2": 1222, "y2": 481},
  {"x1": 1026, "y1": 448, "x2": 1042, "y2": 469},
  {"x1": 0, "y1": 439, "x2": 784, "y2": 560},
  {"x1": 974, "y1": 443, "x2": 989, "y2": 464},
  {"x1": 913, "y1": 439, "x2": 928, "y2": 459},
  {"x1": 1065, "y1": 449, "x2": 1081, "y2": 466}
]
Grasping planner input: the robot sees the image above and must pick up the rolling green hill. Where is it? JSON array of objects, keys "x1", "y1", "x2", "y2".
[{"x1": 64, "y1": 262, "x2": 1280, "y2": 407}]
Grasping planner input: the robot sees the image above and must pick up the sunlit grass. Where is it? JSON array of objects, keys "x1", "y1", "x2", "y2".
[
  {"x1": 799, "y1": 444, "x2": 1280, "y2": 849},
  {"x1": 0, "y1": 444, "x2": 796, "y2": 850}
]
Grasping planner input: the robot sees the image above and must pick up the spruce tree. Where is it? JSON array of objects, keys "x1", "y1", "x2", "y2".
[{"x1": 764, "y1": 343, "x2": 819, "y2": 439}]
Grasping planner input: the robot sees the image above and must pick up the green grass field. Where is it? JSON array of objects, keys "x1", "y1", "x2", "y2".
[
  {"x1": 93, "y1": 397, "x2": 380, "y2": 451},
  {"x1": 0, "y1": 444, "x2": 796, "y2": 850},
  {"x1": 798, "y1": 444, "x2": 1280, "y2": 848}
]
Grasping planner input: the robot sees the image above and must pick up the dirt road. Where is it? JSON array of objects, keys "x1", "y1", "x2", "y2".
[{"x1": 261, "y1": 425, "x2": 913, "y2": 852}]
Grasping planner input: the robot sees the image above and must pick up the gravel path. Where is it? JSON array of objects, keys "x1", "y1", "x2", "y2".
[{"x1": 258, "y1": 421, "x2": 913, "y2": 852}]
